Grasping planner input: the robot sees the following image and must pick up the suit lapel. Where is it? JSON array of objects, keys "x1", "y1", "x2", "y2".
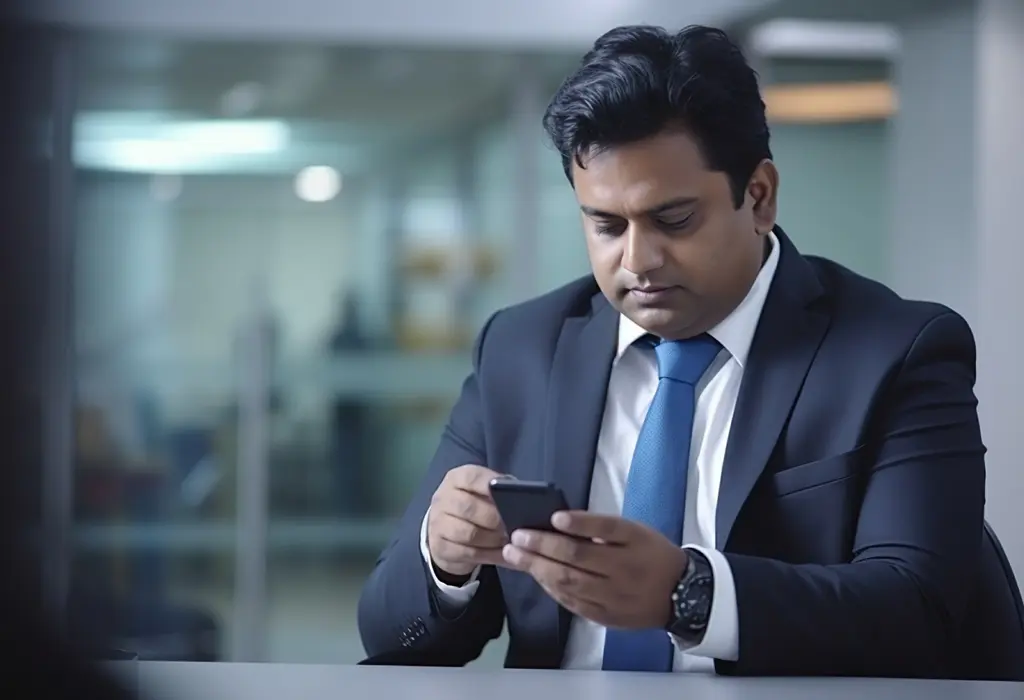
[
  {"x1": 716, "y1": 229, "x2": 830, "y2": 549},
  {"x1": 543, "y1": 294, "x2": 619, "y2": 511},
  {"x1": 542, "y1": 287, "x2": 618, "y2": 653}
]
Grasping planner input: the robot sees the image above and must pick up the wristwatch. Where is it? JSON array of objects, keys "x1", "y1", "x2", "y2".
[{"x1": 665, "y1": 549, "x2": 715, "y2": 644}]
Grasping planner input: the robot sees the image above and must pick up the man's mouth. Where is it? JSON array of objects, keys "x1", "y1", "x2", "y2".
[{"x1": 628, "y1": 285, "x2": 677, "y2": 302}]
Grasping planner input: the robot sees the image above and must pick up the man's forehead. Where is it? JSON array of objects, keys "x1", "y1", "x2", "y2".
[{"x1": 574, "y1": 165, "x2": 709, "y2": 215}]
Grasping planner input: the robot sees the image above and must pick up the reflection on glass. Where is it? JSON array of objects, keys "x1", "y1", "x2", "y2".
[{"x1": 70, "y1": 35, "x2": 582, "y2": 663}]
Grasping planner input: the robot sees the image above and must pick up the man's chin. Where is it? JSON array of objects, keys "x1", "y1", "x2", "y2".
[{"x1": 623, "y1": 307, "x2": 699, "y2": 340}]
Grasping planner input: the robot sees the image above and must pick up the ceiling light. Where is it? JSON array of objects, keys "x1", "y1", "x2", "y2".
[
  {"x1": 294, "y1": 166, "x2": 341, "y2": 203},
  {"x1": 763, "y1": 81, "x2": 896, "y2": 123},
  {"x1": 749, "y1": 20, "x2": 900, "y2": 60},
  {"x1": 161, "y1": 120, "x2": 288, "y2": 153},
  {"x1": 73, "y1": 114, "x2": 289, "y2": 173}
]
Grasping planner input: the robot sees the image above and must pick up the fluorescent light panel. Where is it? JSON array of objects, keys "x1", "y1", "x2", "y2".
[
  {"x1": 763, "y1": 81, "x2": 896, "y2": 123},
  {"x1": 74, "y1": 111, "x2": 289, "y2": 173},
  {"x1": 750, "y1": 19, "x2": 900, "y2": 60}
]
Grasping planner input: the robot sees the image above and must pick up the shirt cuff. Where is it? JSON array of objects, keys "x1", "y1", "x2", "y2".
[
  {"x1": 669, "y1": 545, "x2": 739, "y2": 663},
  {"x1": 419, "y1": 507, "x2": 481, "y2": 606}
]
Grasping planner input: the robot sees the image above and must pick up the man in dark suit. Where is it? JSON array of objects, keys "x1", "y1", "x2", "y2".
[{"x1": 357, "y1": 25, "x2": 986, "y2": 677}]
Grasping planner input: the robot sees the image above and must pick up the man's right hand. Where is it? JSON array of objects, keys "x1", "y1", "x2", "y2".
[{"x1": 426, "y1": 465, "x2": 509, "y2": 579}]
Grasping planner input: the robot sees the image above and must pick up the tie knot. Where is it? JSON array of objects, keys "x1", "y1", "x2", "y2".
[{"x1": 653, "y1": 334, "x2": 721, "y2": 385}]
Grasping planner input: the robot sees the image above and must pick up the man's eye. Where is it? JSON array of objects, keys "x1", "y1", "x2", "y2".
[
  {"x1": 595, "y1": 222, "x2": 624, "y2": 236},
  {"x1": 658, "y1": 214, "x2": 693, "y2": 229}
]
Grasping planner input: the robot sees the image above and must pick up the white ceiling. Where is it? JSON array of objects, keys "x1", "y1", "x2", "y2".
[
  {"x1": 73, "y1": 41, "x2": 581, "y2": 175},
  {"x1": 38, "y1": 0, "x2": 774, "y2": 48},
  {"x1": 75, "y1": 40, "x2": 574, "y2": 120},
  {"x1": 64, "y1": 0, "x2": 778, "y2": 176}
]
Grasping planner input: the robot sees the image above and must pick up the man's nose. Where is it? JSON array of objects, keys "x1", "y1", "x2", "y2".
[{"x1": 621, "y1": 226, "x2": 664, "y2": 276}]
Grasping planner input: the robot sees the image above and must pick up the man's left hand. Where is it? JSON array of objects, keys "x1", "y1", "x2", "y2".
[{"x1": 502, "y1": 511, "x2": 687, "y2": 629}]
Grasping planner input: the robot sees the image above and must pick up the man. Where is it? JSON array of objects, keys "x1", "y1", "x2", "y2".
[{"x1": 357, "y1": 25, "x2": 986, "y2": 677}]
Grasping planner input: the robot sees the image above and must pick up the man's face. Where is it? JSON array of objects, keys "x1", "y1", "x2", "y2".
[{"x1": 573, "y1": 130, "x2": 778, "y2": 340}]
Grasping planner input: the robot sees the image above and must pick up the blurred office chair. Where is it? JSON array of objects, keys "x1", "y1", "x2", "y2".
[
  {"x1": 67, "y1": 584, "x2": 221, "y2": 662},
  {"x1": 954, "y1": 521, "x2": 1024, "y2": 681}
]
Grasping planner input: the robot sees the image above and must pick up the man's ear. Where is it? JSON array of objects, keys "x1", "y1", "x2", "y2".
[{"x1": 748, "y1": 159, "x2": 778, "y2": 234}]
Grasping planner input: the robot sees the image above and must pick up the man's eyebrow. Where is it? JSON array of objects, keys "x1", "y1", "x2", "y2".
[
  {"x1": 579, "y1": 196, "x2": 699, "y2": 218},
  {"x1": 647, "y1": 196, "x2": 699, "y2": 213}
]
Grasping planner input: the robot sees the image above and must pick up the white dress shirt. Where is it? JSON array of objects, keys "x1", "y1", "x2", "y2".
[{"x1": 420, "y1": 231, "x2": 781, "y2": 672}]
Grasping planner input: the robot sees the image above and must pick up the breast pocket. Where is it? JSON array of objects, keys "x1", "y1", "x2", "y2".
[
  {"x1": 772, "y1": 444, "x2": 866, "y2": 498},
  {"x1": 767, "y1": 445, "x2": 868, "y2": 563}
]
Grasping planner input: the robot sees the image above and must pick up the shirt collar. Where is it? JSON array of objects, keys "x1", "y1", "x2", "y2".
[{"x1": 615, "y1": 229, "x2": 781, "y2": 369}]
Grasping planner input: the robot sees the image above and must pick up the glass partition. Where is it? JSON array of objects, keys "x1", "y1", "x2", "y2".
[{"x1": 70, "y1": 34, "x2": 581, "y2": 663}]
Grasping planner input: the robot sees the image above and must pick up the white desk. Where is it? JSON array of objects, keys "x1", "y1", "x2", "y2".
[{"x1": 131, "y1": 662, "x2": 1022, "y2": 700}]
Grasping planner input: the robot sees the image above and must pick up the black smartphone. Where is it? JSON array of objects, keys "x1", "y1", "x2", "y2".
[{"x1": 488, "y1": 478, "x2": 569, "y2": 534}]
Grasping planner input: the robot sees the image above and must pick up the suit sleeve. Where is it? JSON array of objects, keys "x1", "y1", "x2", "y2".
[
  {"x1": 419, "y1": 509, "x2": 482, "y2": 603},
  {"x1": 357, "y1": 312, "x2": 506, "y2": 665},
  {"x1": 718, "y1": 312, "x2": 986, "y2": 677}
]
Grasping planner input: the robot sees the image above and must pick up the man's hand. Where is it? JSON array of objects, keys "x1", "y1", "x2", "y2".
[
  {"x1": 501, "y1": 511, "x2": 687, "y2": 629},
  {"x1": 426, "y1": 465, "x2": 509, "y2": 579}
]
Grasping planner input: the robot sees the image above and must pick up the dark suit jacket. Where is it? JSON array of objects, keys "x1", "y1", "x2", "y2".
[{"x1": 357, "y1": 228, "x2": 986, "y2": 677}]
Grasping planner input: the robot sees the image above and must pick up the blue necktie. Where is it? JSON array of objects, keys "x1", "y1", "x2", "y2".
[{"x1": 601, "y1": 334, "x2": 722, "y2": 673}]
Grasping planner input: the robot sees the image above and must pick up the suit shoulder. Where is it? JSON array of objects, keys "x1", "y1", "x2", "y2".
[
  {"x1": 470, "y1": 276, "x2": 602, "y2": 394},
  {"x1": 483, "y1": 275, "x2": 601, "y2": 340},
  {"x1": 807, "y1": 255, "x2": 974, "y2": 340}
]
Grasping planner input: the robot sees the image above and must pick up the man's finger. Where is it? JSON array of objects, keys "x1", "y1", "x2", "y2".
[
  {"x1": 475, "y1": 547, "x2": 510, "y2": 567},
  {"x1": 439, "y1": 517, "x2": 508, "y2": 548},
  {"x1": 450, "y1": 465, "x2": 501, "y2": 496},
  {"x1": 548, "y1": 590, "x2": 611, "y2": 625},
  {"x1": 433, "y1": 539, "x2": 506, "y2": 568},
  {"x1": 515, "y1": 554, "x2": 610, "y2": 619},
  {"x1": 440, "y1": 493, "x2": 503, "y2": 530},
  {"x1": 503, "y1": 545, "x2": 604, "y2": 591},
  {"x1": 509, "y1": 530, "x2": 611, "y2": 576},
  {"x1": 550, "y1": 511, "x2": 633, "y2": 544}
]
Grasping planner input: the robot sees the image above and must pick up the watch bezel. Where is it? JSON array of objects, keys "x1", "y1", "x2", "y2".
[{"x1": 666, "y1": 550, "x2": 715, "y2": 640}]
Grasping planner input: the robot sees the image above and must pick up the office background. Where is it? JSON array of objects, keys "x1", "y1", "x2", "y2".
[{"x1": 24, "y1": 0, "x2": 1023, "y2": 667}]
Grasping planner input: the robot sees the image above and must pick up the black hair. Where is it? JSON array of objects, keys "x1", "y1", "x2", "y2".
[{"x1": 542, "y1": 24, "x2": 771, "y2": 208}]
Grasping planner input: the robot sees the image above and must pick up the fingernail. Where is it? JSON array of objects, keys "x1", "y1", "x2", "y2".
[
  {"x1": 511, "y1": 530, "x2": 529, "y2": 547},
  {"x1": 503, "y1": 544, "x2": 520, "y2": 564},
  {"x1": 551, "y1": 512, "x2": 570, "y2": 529}
]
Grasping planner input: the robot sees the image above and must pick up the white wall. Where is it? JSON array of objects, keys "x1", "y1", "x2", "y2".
[
  {"x1": 974, "y1": 0, "x2": 1024, "y2": 576},
  {"x1": 890, "y1": 2, "x2": 977, "y2": 319},
  {"x1": 773, "y1": 121, "x2": 889, "y2": 279},
  {"x1": 890, "y1": 0, "x2": 1024, "y2": 575}
]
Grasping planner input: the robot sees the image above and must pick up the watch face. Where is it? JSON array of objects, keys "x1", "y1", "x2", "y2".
[
  {"x1": 683, "y1": 579, "x2": 713, "y2": 617},
  {"x1": 669, "y1": 556, "x2": 714, "y2": 640}
]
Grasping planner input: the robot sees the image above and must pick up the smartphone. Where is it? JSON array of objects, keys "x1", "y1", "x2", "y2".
[{"x1": 488, "y1": 478, "x2": 570, "y2": 534}]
